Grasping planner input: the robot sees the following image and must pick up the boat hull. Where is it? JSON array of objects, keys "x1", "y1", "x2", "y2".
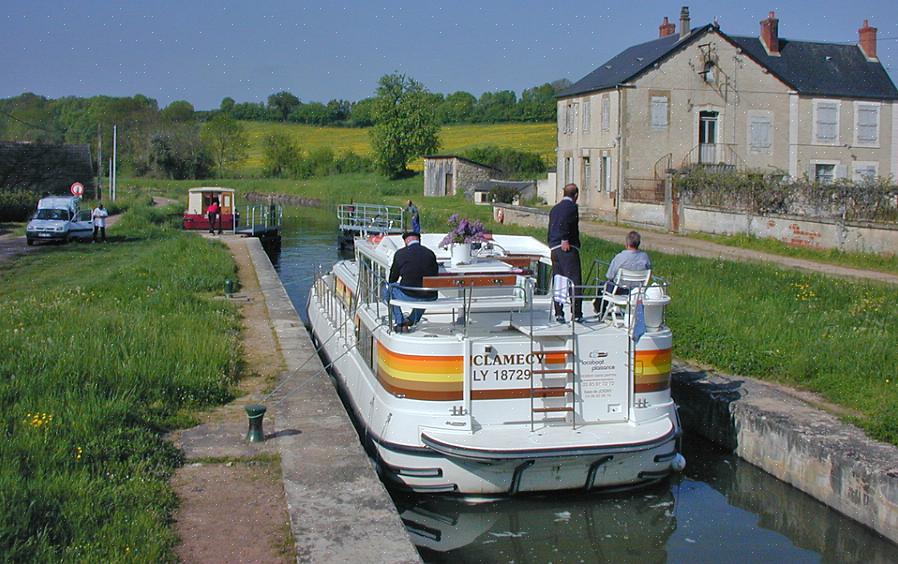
[{"x1": 308, "y1": 282, "x2": 682, "y2": 495}]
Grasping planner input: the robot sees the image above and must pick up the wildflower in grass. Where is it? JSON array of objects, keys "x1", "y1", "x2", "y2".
[
  {"x1": 74, "y1": 447, "x2": 83, "y2": 461},
  {"x1": 26, "y1": 412, "x2": 53, "y2": 429}
]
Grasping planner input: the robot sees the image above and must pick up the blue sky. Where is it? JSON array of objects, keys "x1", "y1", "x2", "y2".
[{"x1": 2, "y1": 1, "x2": 896, "y2": 110}]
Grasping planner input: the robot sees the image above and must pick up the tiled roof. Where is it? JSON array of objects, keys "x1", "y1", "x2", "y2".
[
  {"x1": 729, "y1": 35, "x2": 898, "y2": 100},
  {"x1": 560, "y1": 24, "x2": 898, "y2": 101},
  {"x1": 0, "y1": 142, "x2": 94, "y2": 194}
]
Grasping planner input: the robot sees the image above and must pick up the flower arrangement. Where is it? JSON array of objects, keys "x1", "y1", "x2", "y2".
[{"x1": 440, "y1": 214, "x2": 487, "y2": 247}]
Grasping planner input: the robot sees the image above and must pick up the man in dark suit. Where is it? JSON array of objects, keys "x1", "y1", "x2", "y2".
[
  {"x1": 386, "y1": 232, "x2": 439, "y2": 331},
  {"x1": 548, "y1": 183, "x2": 582, "y2": 322}
]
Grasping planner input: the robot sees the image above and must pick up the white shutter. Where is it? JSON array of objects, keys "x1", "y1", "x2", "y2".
[
  {"x1": 815, "y1": 102, "x2": 838, "y2": 142},
  {"x1": 651, "y1": 96, "x2": 668, "y2": 128},
  {"x1": 582, "y1": 100, "x2": 591, "y2": 132},
  {"x1": 835, "y1": 164, "x2": 848, "y2": 180},
  {"x1": 601, "y1": 96, "x2": 610, "y2": 130},
  {"x1": 750, "y1": 116, "x2": 772, "y2": 153},
  {"x1": 857, "y1": 106, "x2": 879, "y2": 144}
]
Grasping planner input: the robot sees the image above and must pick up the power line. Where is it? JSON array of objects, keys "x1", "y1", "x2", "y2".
[{"x1": 0, "y1": 109, "x2": 61, "y2": 133}]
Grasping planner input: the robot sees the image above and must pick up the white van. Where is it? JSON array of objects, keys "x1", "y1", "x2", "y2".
[{"x1": 25, "y1": 196, "x2": 94, "y2": 246}]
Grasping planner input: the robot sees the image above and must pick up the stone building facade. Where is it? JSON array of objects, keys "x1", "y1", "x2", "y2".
[
  {"x1": 556, "y1": 7, "x2": 898, "y2": 219},
  {"x1": 423, "y1": 156, "x2": 497, "y2": 198}
]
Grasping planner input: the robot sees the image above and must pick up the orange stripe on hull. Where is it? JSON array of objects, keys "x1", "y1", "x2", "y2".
[{"x1": 634, "y1": 348, "x2": 672, "y2": 392}]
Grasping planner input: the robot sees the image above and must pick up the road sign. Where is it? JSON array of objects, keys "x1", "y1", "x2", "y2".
[{"x1": 70, "y1": 182, "x2": 84, "y2": 197}]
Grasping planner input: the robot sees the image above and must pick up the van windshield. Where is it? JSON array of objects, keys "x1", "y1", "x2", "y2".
[{"x1": 36, "y1": 209, "x2": 70, "y2": 221}]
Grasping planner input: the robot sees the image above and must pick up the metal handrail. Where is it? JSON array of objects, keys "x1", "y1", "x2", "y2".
[
  {"x1": 380, "y1": 280, "x2": 530, "y2": 333},
  {"x1": 337, "y1": 203, "x2": 406, "y2": 234}
]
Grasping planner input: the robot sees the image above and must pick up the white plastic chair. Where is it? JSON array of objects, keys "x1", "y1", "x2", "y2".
[{"x1": 600, "y1": 268, "x2": 652, "y2": 325}]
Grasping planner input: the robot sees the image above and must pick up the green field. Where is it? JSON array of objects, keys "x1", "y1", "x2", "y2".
[
  {"x1": 0, "y1": 201, "x2": 241, "y2": 561},
  {"x1": 240, "y1": 121, "x2": 556, "y2": 174}
]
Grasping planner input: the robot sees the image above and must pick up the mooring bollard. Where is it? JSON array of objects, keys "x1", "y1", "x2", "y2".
[
  {"x1": 225, "y1": 278, "x2": 235, "y2": 295},
  {"x1": 245, "y1": 404, "x2": 267, "y2": 442}
]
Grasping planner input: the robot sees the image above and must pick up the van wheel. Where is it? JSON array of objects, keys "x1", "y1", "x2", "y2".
[
  {"x1": 64, "y1": 235, "x2": 71, "y2": 244},
  {"x1": 26, "y1": 239, "x2": 33, "y2": 246}
]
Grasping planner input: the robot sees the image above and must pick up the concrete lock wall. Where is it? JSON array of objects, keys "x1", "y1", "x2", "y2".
[{"x1": 684, "y1": 205, "x2": 898, "y2": 255}]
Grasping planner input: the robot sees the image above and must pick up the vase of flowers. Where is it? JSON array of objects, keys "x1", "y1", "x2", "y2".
[{"x1": 440, "y1": 214, "x2": 486, "y2": 267}]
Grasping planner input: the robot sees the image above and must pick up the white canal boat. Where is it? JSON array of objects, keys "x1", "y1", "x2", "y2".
[{"x1": 307, "y1": 233, "x2": 684, "y2": 494}]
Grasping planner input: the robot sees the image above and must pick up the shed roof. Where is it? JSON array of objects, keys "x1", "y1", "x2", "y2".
[
  {"x1": 471, "y1": 179, "x2": 536, "y2": 193},
  {"x1": 0, "y1": 141, "x2": 94, "y2": 194},
  {"x1": 559, "y1": 24, "x2": 898, "y2": 101},
  {"x1": 423, "y1": 155, "x2": 500, "y2": 171}
]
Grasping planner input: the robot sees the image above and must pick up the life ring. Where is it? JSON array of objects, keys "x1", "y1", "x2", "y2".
[{"x1": 496, "y1": 208, "x2": 505, "y2": 224}]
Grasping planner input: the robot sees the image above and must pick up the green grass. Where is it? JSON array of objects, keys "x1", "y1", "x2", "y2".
[
  {"x1": 0, "y1": 202, "x2": 240, "y2": 561},
  {"x1": 240, "y1": 121, "x2": 556, "y2": 174},
  {"x1": 690, "y1": 232, "x2": 898, "y2": 275}
]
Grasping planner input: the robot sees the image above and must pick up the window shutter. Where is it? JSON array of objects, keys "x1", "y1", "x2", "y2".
[
  {"x1": 651, "y1": 96, "x2": 668, "y2": 128},
  {"x1": 601, "y1": 97, "x2": 610, "y2": 130},
  {"x1": 750, "y1": 116, "x2": 772, "y2": 152},
  {"x1": 582, "y1": 100, "x2": 591, "y2": 132},
  {"x1": 857, "y1": 106, "x2": 878, "y2": 143},
  {"x1": 835, "y1": 164, "x2": 847, "y2": 180},
  {"x1": 816, "y1": 102, "x2": 838, "y2": 142}
]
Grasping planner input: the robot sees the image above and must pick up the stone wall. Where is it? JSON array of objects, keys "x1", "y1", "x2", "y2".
[{"x1": 456, "y1": 160, "x2": 493, "y2": 198}]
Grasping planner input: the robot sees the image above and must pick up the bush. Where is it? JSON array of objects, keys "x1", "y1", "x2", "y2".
[
  {"x1": 462, "y1": 145, "x2": 547, "y2": 179},
  {"x1": 0, "y1": 190, "x2": 39, "y2": 222},
  {"x1": 678, "y1": 168, "x2": 898, "y2": 223},
  {"x1": 261, "y1": 132, "x2": 302, "y2": 178}
]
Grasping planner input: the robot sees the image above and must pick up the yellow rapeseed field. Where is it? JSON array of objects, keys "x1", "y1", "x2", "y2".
[{"x1": 241, "y1": 121, "x2": 556, "y2": 173}]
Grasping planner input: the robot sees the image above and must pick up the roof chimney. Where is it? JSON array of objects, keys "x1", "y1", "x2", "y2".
[
  {"x1": 760, "y1": 11, "x2": 780, "y2": 56},
  {"x1": 659, "y1": 17, "x2": 676, "y2": 38},
  {"x1": 679, "y1": 7, "x2": 690, "y2": 40},
  {"x1": 858, "y1": 19, "x2": 878, "y2": 61}
]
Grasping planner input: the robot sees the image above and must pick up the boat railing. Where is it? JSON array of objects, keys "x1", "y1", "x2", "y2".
[
  {"x1": 381, "y1": 276, "x2": 531, "y2": 335},
  {"x1": 338, "y1": 203, "x2": 406, "y2": 235}
]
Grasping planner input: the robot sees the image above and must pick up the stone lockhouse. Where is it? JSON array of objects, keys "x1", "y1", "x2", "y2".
[{"x1": 555, "y1": 7, "x2": 898, "y2": 220}]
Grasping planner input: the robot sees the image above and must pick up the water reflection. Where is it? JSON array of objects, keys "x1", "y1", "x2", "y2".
[{"x1": 272, "y1": 203, "x2": 898, "y2": 563}]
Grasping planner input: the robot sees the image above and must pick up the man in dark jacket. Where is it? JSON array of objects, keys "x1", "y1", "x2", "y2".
[
  {"x1": 385, "y1": 232, "x2": 439, "y2": 331},
  {"x1": 548, "y1": 183, "x2": 582, "y2": 322}
]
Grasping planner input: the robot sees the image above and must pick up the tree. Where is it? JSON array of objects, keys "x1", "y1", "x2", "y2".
[
  {"x1": 201, "y1": 114, "x2": 249, "y2": 177},
  {"x1": 267, "y1": 91, "x2": 300, "y2": 122},
  {"x1": 261, "y1": 132, "x2": 301, "y2": 177},
  {"x1": 219, "y1": 97, "x2": 236, "y2": 114},
  {"x1": 437, "y1": 91, "x2": 477, "y2": 124},
  {"x1": 349, "y1": 97, "x2": 376, "y2": 127},
  {"x1": 147, "y1": 125, "x2": 212, "y2": 179},
  {"x1": 160, "y1": 100, "x2": 195, "y2": 123},
  {"x1": 370, "y1": 73, "x2": 440, "y2": 179}
]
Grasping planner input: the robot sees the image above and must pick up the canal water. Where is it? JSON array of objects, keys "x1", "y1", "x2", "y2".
[{"x1": 272, "y1": 204, "x2": 897, "y2": 563}]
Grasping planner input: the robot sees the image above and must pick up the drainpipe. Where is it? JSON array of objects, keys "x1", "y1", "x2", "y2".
[{"x1": 614, "y1": 85, "x2": 624, "y2": 223}]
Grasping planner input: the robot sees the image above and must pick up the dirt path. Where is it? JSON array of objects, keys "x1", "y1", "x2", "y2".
[
  {"x1": 580, "y1": 220, "x2": 898, "y2": 285},
  {"x1": 0, "y1": 213, "x2": 124, "y2": 266},
  {"x1": 169, "y1": 234, "x2": 294, "y2": 563}
]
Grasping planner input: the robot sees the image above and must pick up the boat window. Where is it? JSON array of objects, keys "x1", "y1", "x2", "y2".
[{"x1": 356, "y1": 318, "x2": 374, "y2": 369}]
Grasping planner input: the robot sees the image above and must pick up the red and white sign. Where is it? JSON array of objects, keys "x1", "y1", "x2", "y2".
[{"x1": 70, "y1": 182, "x2": 84, "y2": 197}]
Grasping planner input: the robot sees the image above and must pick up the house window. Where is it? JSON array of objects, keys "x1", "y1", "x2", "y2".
[
  {"x1": 583, "y1": 157, "x2": 591, "y2": 190},
  {"x1": 582, "y1": 100, "x2": 591, "y2": 132},
  {"x1": 852, "y1": 162, "x2": 878, "y2": 183},
  {"x1": 601, "y1": 96, "x2": 610, "y2": 131},
  {"x1": 601, "y1": 155, "x2": 612, "y2": 192},
  {"x1": 813, "y1": 100, "x2": 840, "y2": 145},
  {"x1": 855, "y1": 103, "x2": 880, "y2": 146},
  {"x1": 564, "y1": 102, "x2": 579, "y2": 134},
  {"x1": 748, "y1": 114, "x2": 773, "y2": 154},
  {"x1": 814, "y1": 163, "x2": 836, "y2": 185},
  {"x1": 651, "y1": 96, "x2": 669, "y2": 128}
]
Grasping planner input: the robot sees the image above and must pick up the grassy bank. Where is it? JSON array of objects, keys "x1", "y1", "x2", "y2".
[
  {"x1": 0, "y1": 202, "x2": 240, "y2": 561},
  {"x1": 123, "y1": 173, "x2": 898, "y2": 444},
  {"x1": 240, "y1": 121, "x2": 556, "y2": 174}
]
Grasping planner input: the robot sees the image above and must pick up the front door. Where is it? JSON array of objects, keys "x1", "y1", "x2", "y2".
[{"x1": 699, "y1": 111, "x2": 718, "y2": 163}]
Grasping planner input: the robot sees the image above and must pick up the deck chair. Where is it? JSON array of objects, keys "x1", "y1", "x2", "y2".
[{"x1": 598, "y1": 269, "x2": 652, "y2": 325}]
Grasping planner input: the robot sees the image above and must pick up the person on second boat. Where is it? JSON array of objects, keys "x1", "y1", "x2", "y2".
[
  {"x1": 385, "y1": 231, "x2": 439, "y2": 332},
  {"x1": 548, "y1": 183, "x2": 582, "y2": 323}
]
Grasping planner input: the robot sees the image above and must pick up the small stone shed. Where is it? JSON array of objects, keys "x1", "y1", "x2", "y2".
[{"x1": 423, "y1": 155, "x2": 498, "y2": 198}]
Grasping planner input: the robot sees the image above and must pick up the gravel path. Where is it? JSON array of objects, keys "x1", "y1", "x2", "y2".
[{"x1": 580, "y1": 220, "x2": 898, "y2": 285}]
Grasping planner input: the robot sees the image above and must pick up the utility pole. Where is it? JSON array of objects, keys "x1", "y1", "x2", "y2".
[
  {"x1": 96, "y1": 124, "x2": 103, "y2": 201},
  {"x1": 112, "y1": 124, "x2": 117, "y2": 202}
]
